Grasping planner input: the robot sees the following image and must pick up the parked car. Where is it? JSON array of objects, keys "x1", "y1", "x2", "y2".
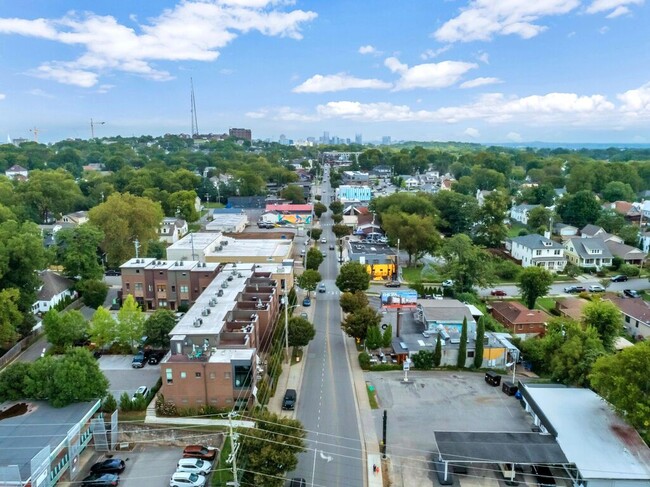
[
  {"x1": 610, "y1": 274, "x2": 628, "y2": 282},
  {"x1": 132, "y1": 386, "x2": 149, "y2": 401},
  {"x1": 442, "y1": 279, "x2": 454, "y2": 288},
  {"x1": 588, "y1": 284, "x2": 605, "y2": 293},
  {"x1": 531, "y1": 464, "x2": 556, "y2": 487},
  {"x1": 131, "y1": 352, "x2": 146, "y2": 368},
  {"x1": 282, "y1": 389, "x2": 297, "y2": 410},
  {"x1": 623, "y1": 289, "x2": 641, "y2": 298},
  {"x1": 329, "y1": 244, "x2": 335, "y2": 250},
  {"x1": 564, "y1": 285, "x2": 585, "y2": 294},
  {"x1": 289, "y1": 479, "x2": 306, "y2": 487},
  {"x1": 176, "y1": 457, "x2": 212, "y2": 475},
  {"x1": 385, "y1": 281, "x2": 401, "y2": 288},
  {"x1": 82, "y1": 473, "x2": 119, "y2": 487},
  {"x1": 302, "y1": 297, "x2": 311, "y2": 307},
  {"x1": 320, "y1": 237, "x2": 327, "y2": 244},
  {"x1": 147, "y1": 350, "x2": 166, "y2": 365},
  {"x1": 90, "y1": 459, "x2": 126, "y2": 474},
  {"x1": 491, "y1": 289, "x2": 507, "y2": 296},
  {"x1": 104, "y1": 269, "x2": 121, "y2": 277},
  {"x1": 183, "y1": 445, "x2": 218, "y2": 462},
  {"x1": 169, "y1": 472, "x2": 206, "y2": 487},
  {"x1": 318, "y1": 283, "x2": 326, "y2": 293}
]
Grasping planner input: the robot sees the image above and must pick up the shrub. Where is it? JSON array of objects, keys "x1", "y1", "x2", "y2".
[
  {"x1": 620, "y1": 263, "x2": 640, "y2": 277},
  {"x1": 493, "y1": 258, "x2": 522, "y2": 280},
  {"x1": 359, "y1": 352, "x2": 371, "y2": 370},
  {"x1": 119, "y1": 392, "x2": 133, "y2": 412},
  {"x1": 155, "y1": 394, "x2": 179, "y2": 417},
  {"x1": 518, "y1": 229, "x2": 528, "y2": 237},
  {"x1": 101, "y1": 394, "x2": 117, "y2": 413}
]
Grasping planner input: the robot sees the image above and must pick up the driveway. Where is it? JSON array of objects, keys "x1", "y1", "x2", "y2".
[{"x1": 98, "y1": 355, "x2": 161, "y2": 399}]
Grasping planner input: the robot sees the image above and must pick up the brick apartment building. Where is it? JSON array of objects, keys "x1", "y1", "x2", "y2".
[
  {"x1": 159, "y1": 263, "x2": 293, "y2": 410},
  {"x1": 228, "y1": 128, "x2": 252, "y2": 141}
]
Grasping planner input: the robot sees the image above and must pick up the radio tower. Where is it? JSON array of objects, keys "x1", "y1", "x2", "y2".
[{"x1": 190, "y1": 78, "x2": 199, "y2": 137}]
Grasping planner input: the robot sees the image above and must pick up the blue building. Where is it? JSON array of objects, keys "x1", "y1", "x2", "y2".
[{"x1": 337, "y1": 185, "x2": 372, "y2": 202}]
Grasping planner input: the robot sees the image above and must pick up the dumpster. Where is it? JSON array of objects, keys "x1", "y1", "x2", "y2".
[
  {"x1": 485, "y1": 371, "x2": 501, "y2": 387},
  {"x1": 502, "y1": 381, "x2": 518, "y2": 396}
]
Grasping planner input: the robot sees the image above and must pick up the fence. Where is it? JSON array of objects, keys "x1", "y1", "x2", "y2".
[{"x1": 0, "y1": 330, "x2": 43, "y2": 369}]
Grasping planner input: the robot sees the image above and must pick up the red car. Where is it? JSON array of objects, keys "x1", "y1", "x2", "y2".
[
  {"x1": 183, "y1": 445, "x2": 218, "y2": 461},
  {"x1": 491, "y1": 289, "x2": 507, "y2": 297}
]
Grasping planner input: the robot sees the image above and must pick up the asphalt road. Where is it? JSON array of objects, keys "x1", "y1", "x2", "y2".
[
  {"x1": 478, "y1": 277, "x2": 650, "y2": 297},
  {"x1": 291, "y1": 167, "x2": 364, "y2": 487}
]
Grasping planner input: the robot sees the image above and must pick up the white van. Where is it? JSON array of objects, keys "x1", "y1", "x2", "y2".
[{"x1": 177, "y1": 457, "x2": 212, "y2": 475}]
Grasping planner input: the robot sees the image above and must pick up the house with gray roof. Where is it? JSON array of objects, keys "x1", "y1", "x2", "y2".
[
  {"x1": 605, "y1": 239, "x2": 647, "y2": 265},
  {"x1": 564, "y1": 237, "x2": 613, "y2": 269},
  {"x1": 32, "y1": 270, "x2": 75, "y2": 314},
  {"x1": 509, "y1": 204, "x2": 541, "y2": 225},
  {"x1": 580, "y1": 224, "x2": 608, "y2": 238},
  {"x1": 509, "y1": 234, "x2": 567, "y2": 273},
  {"x1": 608, "y1": 296, "x2": 650, "y2": 340},
  {"x1": 552, "y1": 223, "x2": 579, "y2": 239}
]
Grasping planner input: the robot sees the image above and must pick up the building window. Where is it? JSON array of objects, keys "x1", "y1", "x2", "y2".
[
  {"x1": 636, "y1": 322, "x2": 639, "y2": 328},
  {"x1": 125, "y1": 283, "x2": 130, "y2": 291},
  {"x1": 166, "y1": 369, "x2": 173, "y2": 384},
  {"x1": 554, "y1": 250, "x2": 561, "y2": 255},
  {"x1": 467, "y1": 351, "x2": 475, "y2": 358},
  {"x1": 281, "y1": 279, "x2": 286, "y2": 290},
  {"x1": 148, "y1": 285, "x2": 153, "y2": 292},
  {"x1": 224, "y1": 372, "x2": 231, "y2": 380},
  {"x1": 182, "y1": 272, "x2": 187, "y2": 276},
  {"x1": 171, "y1": 286, "x2": 176, "y2": 292},
  {"x1": 233, "y1": 365, "x2": 252, "y2": 388},
  {"x1": 209, "y1": 372, "x2": 216, "y2": 380},
  {"x1": 180, "y1": 372, "x2": 187, "y2": 379},
  {"x1": 195, "y1": 372, "x2": 202, "y2": 378},
  {"x1": 157, "y1": 285, "x2": 165, "y2": 293},
  {"x1": 134, "y1": 283, "x2": 142, "y2": 291},
  {"x1": 625, "y1": 316, "x2": 631, "y2": 323},
  {"x1": 180, "y1": 285, "x2": 189, "y2": 293},
  {"x1": 136, "y1": 269, "x2": 140, "y2": 273},
  {"x1": 535, "y1": 250, "x2": 542, "y2": 256},
  {"x1": 159, "y1": 300, "x2": 167, "y2": 307}
]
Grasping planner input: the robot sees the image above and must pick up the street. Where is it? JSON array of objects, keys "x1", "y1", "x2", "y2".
[
  {"x1": 291, "y1": 167, "x2": 364, "y2": 486},
  {"x1": 477, "y1": 277, "x2": 650, "y2": 297}
]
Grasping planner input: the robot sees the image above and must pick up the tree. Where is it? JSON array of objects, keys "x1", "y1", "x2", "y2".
[
  {"x1": 518, "y1": 267, "x2": 554, "y2": 309},
  {"x1": 168, "y1": 190, "x2": 200, "y2": 222},
  {"x1": 441, "y1": 234, "x2": 494, "y2": 293},
  {"x1": 332, "y1": 213, "x2": 343, "y2": 224},
  {"x1": 474, "y1": 190, "x2": 508, "y2": 247},
  {"x1": 382, "y1": 324, "x2": 393, "y2": 348},
  {"x1": 89, "y1": 192, "x2": 164, "y2": 267},
  {"x1": 617, "y1": 225, "x2": 641, "y2": 247},
  {"x1": 527, "y1": 207, "x2": 553, "y2": 232},
  {"x1": 77, "y1": 279, "x2": 109, "y2": 309},
  {"x1": 288, "y1": 316, "x2": 315, "y2": 347},
  {"x1": 332, "y1": 225, "x2": 352, "y2": 243},
  {"x1": 474, "y1": 317, "x2": 485, "y2": 369},
  {"x1": 50, "y1": 348, "x2": 109, "y2": 407},
  {"x1": 339, "y1": 291, "x2": 369, "y2": 314},
  {"x1": 309, "y1": 228, "x2": 322, "y2": 241},
  {"x1": 90, "y1": 306, "x2": 117, "y2": 350},
  {"x1": 365, "y1": 325, "x2": 383, "y2": 350},
  {"x1": 296, "y1": 270, "x2": 321, "y2": 297},
  {"x1": 590, "y1": 341, "x2": 650, "y2": 434},
  {"x1": 382, "y1": 212, "x2": 441, "y2": 265},
  {"x1": 43, "y1": 310, "x2": 89, "y2": 349},
  {"x1": 0, "y1": 288, "x2": 22, "y2": 344},
  {"x1": 313, "y1": 202, "x2": 327, "y2": 218},
  {"x1": 412, "y1": 350, "x2": 434, "y2": 370},
  {"x1": 582, "y1": 299, "x2": 622, "y2": 352},
  {"x1": 596, "y1": 210, "x2": 626, "y2": 234},
  {"x1": 144, "y1": 309, "x2": 176, "y2": 348},
  {"x1": 54, "y1": 224, "x2": 105, "y2": 281},
  {"x1": 116, "y1": 295, "x2": 145, "y2": 350},
  {"x1": 305, "y1": 248, "x2": 324, "y2": 271},
  {"x1": 342, "y1": 306, "x2": 380, "y2": 341},
  {"x1": 329, "y1": 201, "x2": 343, "y2": 214},
  {"x1": 456, "y1": 317, "x2": 468, "y2": 368},
  {"x1": 336, "y1": 262, "x2": 370, "y2": 293},
  {"x1": 241, "y1": 411, "x2": 306, "y2": 487},
  {"x1": 430, "y1": 191, "x2": 478, "y2": 235},
  {"x1": 17, "y1": 168, "x2": 84, "y2": 222},
  {"x1": 550, "y1": 325, "x2": 604, "y2": 386},
  {"x1": 602, "y1": 181, "x2": 636, "y2": 202},
  {"x1": 0, "y1": 362, "x2": 31, "y2": 402},
  {"x1": 556, "y1": 191, "x2": 602, "y2": 229},
  {"x1": 280, "y1": 184, "x2": 305, "y2": 204},
  {"x1": 433, "y1": 334, "x2": 442, "y2": 367}
]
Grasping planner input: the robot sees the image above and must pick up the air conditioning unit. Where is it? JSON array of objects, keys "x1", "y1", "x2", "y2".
[
  {"x1": 218, "y1": 289, "x2": 224, "y2": 297},
  {"x1": 221, "y1": 282, "x2": 228, "y2": 289}
]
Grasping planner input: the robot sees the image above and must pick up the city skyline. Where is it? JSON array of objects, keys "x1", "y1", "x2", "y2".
[{"x1": 0, "y1": 1, "x2": 649, "y2": 144}]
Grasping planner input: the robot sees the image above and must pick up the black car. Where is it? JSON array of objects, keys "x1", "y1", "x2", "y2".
[
  {"x1": 610, "y1": 274, "x2": 628, "y2": 282},
  {"x1": 384, "y1": 281, "x2": 401, "y2": 288},
  {"x1": 131, "y1": 352, "x2": 146, "y2": 368},
  {"x1": 104, "y1": 269, "x2": 121, "y2": 277},
  {"x1": 82, "y1": 473, "x2": 119, "y2": 486},
  {"x1": 147, "y1": 350, "x2": 166, "y2": 365},
  {"x1": 531, "y1": 465, "x2": 556, "y2": 487},
  {"x1": 90, "y1": 458, "x2": 126, "y2": 474},
  {"x1": 563, "y1": 285, "x2": 585, "y2": 294},
  {"x1": 289, "y1": 479, "x2": 306, "y2": 487},
  {"x1": 623, "y1": 289, "x2": 641, "y2": 298},
  {"x1": 282, "y1": 389, "x2": 296, "y2": 410}
]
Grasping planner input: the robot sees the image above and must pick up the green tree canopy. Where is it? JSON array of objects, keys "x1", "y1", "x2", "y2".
[
  {"x1": 305, "y1": 247, "x2": 324, "y2": 271},
  {"x1": 296, "y1": 269, "x2": 321, "y2": 296},
  {"x1": 280, "y1": 184, "x2": 305, "y2": 204},
  {"x1": 382, "y1": 212, "x2": 440, "y2": 265},
  {"x1": 518, "y1": 267, "x2": 554, "y2": 309},
  {"x1": 309, "y1": 228, "x2": 323, "y2": 241},
  {"x1": 90, "y1": 306, "x2": 117, "y2": 350},
  {"x1": 288, "y1": 316, "x2": 316, "y2": 347},
  {"x1": 336, "y1": 262, "x2": 370, "y2": 293},
  {"x1": 430, "y1": 191, "x2": 478, "y2": 235},
  {"x1": 77, "y1": 279, "x2": 109, "y2": 309},
  {"x1": 54, "y1": 224, "x2": 105, "y2": 280},
  {"x1": 440, "y1": 234, "x2": 494, "y2": 293},
  {"x1": 168, "y1": 190, "x2": 200, "y2": 222},
  {"x1": 332, "y1": 223, "x2": 352, "y2": 240},
  {"x1": 473, "y1": 190, "x2": 509, "y2": 247},
  {"x1": 526, "y1": 207, "x2": 553, "y2": 232},
  {"x1": 457, "y1": 317, "x2": 468, "y2": 368},
  {"x1": 313, "y1": 202, "x2": 327, "y2": 218},
  {"x1": 0, "y1": 288, "x2": 22, "y2": 344},
  {"x1": 582, "y1": 299, "x2": 623, "y2": 352},
  {"x1": 339, "y1": 291, "x2": 369, "y2": 314},
  {"x1": 43, "y1": 310, "x2": 89, "y2": 349},
  {"x1": 601, "y1": 181, "x2": 636, "y2": 202},
  {"x1": 342, "y1": 306, "x2": 380, "y2": 341},
  {"x1": 474, "y1": 317, "x2": 485, "y2": 369},
  {"x1": 144, "y1": 309, "x2": 176, "y2": 348},
  {"x1": 329, "y1": 201, "x2": 343, "y2": 214},
  {"x1": 556, "y1": 190, "x2": 602, "y2": 229},
  {"x1": 116, "y1": 294, "x2": 145, "y2": 349},
  {"x1": 17, "y1": 168, "x2": 84, "y2": 222}
]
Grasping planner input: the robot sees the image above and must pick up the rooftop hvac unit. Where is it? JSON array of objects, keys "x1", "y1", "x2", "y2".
[
  {"x1": 223, "y1": 241, "x2": 229, "y2": 246},
  {"x1": 175, "y1": 261, "x2": 180, "y2": 266},
  {"x1": 218, "y1": 289, "x2": 224, "y2": 297},
  {"x1": 250, "y1": 314, "x2": 257, "y2": 320},
  {"x1": 193, "y1": 318, "x2": 203, "y2": 328},
  {"x1": 237, "y1": 273, "x2": 243, "y2": 278},
  {"x1": 201, "y1": 309, "x2": 208, "y2": 316},
  {"x1": 231, "y1": 269, "x2": 237, "y2": 275},
  {"x1": 221, "y1": 282, "x2": 229, "y2": 289},
  {"x1": 209, "y1": 299, "x2": 216, "y2": 307}
]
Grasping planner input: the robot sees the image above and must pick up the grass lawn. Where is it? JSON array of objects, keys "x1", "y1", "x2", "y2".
[
  {"x1": 366, "y1": 383, "x2": 379, "y2": 409},
  {"x1": 535, "y1": 297, "x2": 556, "y2": 312},
  {"x1": 507, "y1": 223, "x2": 527, "y2": 238},
  {"x1": 211, "y1": 437, "x2": 234, "y2": 486},
  {"x1": 401, "y1": 266, "x2": 422, "y2": 283}
]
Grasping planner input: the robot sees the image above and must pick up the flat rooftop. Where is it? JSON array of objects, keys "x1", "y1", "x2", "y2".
[
  {"x1": 348, "y1": 242, "x2": 395, "y2": 255},
  {"x1": 209, "y1": 347, "x2": 255, "y2": 364},
  {"x1": 121, "y1": 259, "x2": 219, "y2": 272},
  {"x1": 0, "y1": 400, "x2": 99, "y2": 481},
  {"x1": 120, "y1": 257, "x2": 155, "y2": 269},
  {"x1": 168, "y1": 232, "x2": 221, "y2": 252},
  {"x1": 204, "y1": 236, "x2": 291, "y2": 259},
  {"x1": 206, "y1": 214, "x2": 247, "y2": 230},
  {"x1": 523, "y1": 385, "x2": 650, "y2": 481}
]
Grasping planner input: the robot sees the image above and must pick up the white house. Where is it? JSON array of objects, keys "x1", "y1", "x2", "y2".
[
  {"x1": 60, "y1": 211, "x2": 88, "y2": 226},
  {"x1": 404, "y1": 177, "x2": 419, "y2": 190},
  {"x1": 4, "y1": 164, "x2": 29, "y2": 180},
  {"x1": 553, "y1": 223, "x2": 579, "y2": 239},
  {"x1": 510, "y1": 234, "x2": 567, "y2": 272},
  {"x1": 510, "y1": 204, "x2": 540, "y2": 225},
  {"x1": 564, "y1": 237, "x2": 613, "y2": 269},
  {"x1": 32, "y1": 271, "x2": 75, "y2": 314},
  {"x1": 159, "y1": 217, "x2": 188, "y2": 244},
  {"x1": 476, "y1": 189, "x2": 492, "y2": 207}
]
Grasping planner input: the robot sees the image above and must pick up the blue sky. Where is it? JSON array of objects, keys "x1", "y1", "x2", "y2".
[{"x1": 0, "y1": 0, "x2": 649, "y2": 144}]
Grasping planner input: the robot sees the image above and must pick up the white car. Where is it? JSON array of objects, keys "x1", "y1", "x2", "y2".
[
  {"x1": 170, "y1": 471, "x2": 206, "y2": 487},
  {"x1": 132, "y1": 385, "x2": 148, "y2": 401},
  {"x1": 588, "y1": 284, "x2": 606, "y2": 293},
  {"x1": 442, "y1": 279, "x2": 454, "y2": 287},
  {"x1": 320, "y1": 237, "x2": 327, "y2": 244},
  {"x1": 177, "y1": 457, "x2": 212, "y2": 475}
]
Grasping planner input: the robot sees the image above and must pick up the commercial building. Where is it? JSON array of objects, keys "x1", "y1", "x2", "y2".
[
  {"x1": 262, "y1": 203, "x2": 313, "y2": 227},
  {"x1": 159, "y1": 263, "x2": 292, "y2": 410},
  {"x1": 206, "y1": 212, "x2": 248, "y2": 233},
  {"x1": 120, "y1": 258, "x2": 220, "y2": 311},
  {"x1": 341, "y1": 171, "x2": 369, "y2": 183},
  {"x1": 346, "y1": 241, "x2": 396, "y2": 280},
  {"x1": 336, "y1": 185, "x2": 372, "y2": 202},
  {"x1": 228, "y1": 128, "x2": 252, "y2": 141}
]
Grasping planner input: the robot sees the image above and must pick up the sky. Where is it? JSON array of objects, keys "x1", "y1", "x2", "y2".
[{"x1": 0, "y1": 0, "x2": 649, "y2": 144}]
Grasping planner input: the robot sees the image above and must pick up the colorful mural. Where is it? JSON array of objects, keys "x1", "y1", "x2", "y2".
[{"x1": 263, "y1": 213, "x2": 312, "y2": 226}]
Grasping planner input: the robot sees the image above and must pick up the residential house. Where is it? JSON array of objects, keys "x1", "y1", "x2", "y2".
[
  {"x1": 509, "y1": 234, "x2": 567, "y2": 272},
  {"x1": 403, "y1": 176, "x2": 419, "y2": 190},
  {"x1": 341, "y1": 170, "x2": 369, "y2": 184},
  {"x1": 60, "y1": 211, "x2": 89, "y2": 226},
  {"x1": 605, "y1": 239, "x2": 646, "y2": 265},
  {"x1": 371, "y1": 165, "x2": 392, "y2": 179},
  {"x1": 159, "y1": 217, "x2": 188, "y2": 244},
  {"x1": 32, "y1": 271, "x2": 75, "y2": 314},
  {"x1": 476, "y1": 189, "x2": 492, "y2": 207},
  {"x1": 580, "y1": 224, "x2": 608, "y2": 239},
  {"x1": 555, "y1": 297, "x2": 587, "y2": 321},
  {"x1": 603, "y1": 201, "x2": 641, "y2": 223},
  {"x1": 564, "y1": 237, "x2": 613, "y2": 268},
  {"x1": 553, "y1": 223, "x2": 579, "y2": 239},
  {"x1": 342, "y1": 204, "x2": 370, "y2": 228},
  {"x1": 490, "y1": 301, "x2": 551, "y2": 338},
  {"x1": 4, "y1": 164, "x2": 29, "y2": 180},
  {"x1": 440, "y1": 177, "x2": 455, "y2": 191},
  {"x1": 640, "y1": 230, "x2": 650, "y2": 253},
  {"x1": 607, "y1": 297, "x2": 650, "y2": 340},
  {"x1": 510, "y1": 204, "x2": 540, "y2": 225}
]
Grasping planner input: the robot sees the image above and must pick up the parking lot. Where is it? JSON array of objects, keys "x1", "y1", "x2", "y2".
[
  {"x1": 366, "y1": 371, "x2": 535, "y2": 487},
  {"x1": 98, "y1": 355, "x2": 161, "y2": 399}
]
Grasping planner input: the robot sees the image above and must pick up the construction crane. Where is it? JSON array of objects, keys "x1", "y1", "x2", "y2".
[
  {"x1": 30, "y1": 127, "x2": 41, "y2": 142},
  {"x1": 90, "y1": 118, "x2": 105, "y2": 139}
]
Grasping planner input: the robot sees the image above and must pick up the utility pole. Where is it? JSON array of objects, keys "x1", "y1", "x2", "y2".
[
  {"x1": 381, "y1": 410, "x2": 387, "y2": 459},
  {"x1": 226, "y1": 411, "x2": 240, "y2": 487},
  {"x1": 90, "y1": 118, "x2": 105, "y2": 139},
  {"x1": 284, "y1": 291, "x2": 290, "y2": 364}
]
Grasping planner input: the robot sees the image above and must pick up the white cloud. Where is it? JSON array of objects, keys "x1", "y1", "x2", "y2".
[
  {"x1": 293, "y1": 73, "x2": 392, "y2": 93},
  {"x1": 384, "y1": 57, "x2": 477, "y2": 90},
  {"x1": 477, "y1": 52, "x2": 489, "y2": 64},
  {"x1": 358, "y1": 44, "x2": 380, "y2": 55},
  {"x1": 27, "y1": 88, "x2": 54, "y2": 98},
  {"x1": 434, "y1": 0, "x2": 580, "y2": 42},
  {"x1": 617, "y1": 82, "x2": 650, "y2": 117},
  {"x1": 507, "y1": 132, "x2": 523, "y2": 142},
  {"x1": 599, "y1": 25, "x2": 610, "y2": 33},
  {"x1": 0, "y1": 92, "x2": 5, "y2": 100},
  {"x1": 460, "y1": 77, "x2": 502, "y2": 89},
  {"x1": 0, "y1": 2, "x2": 317, "y2": 86},
  {"x1": 464, "y1": 127, "x2": 480, "y2": 138},
  {"x1": 96, "y1": 84, "x2": 115, "y2": 94},
  {"x1": 420, "y1": 45, "x2": 451, "y2": 60},
  {"x1": 586, "y1": 0, "x2": 644, "y2": 15},
  {"x1": 245, "y1": 106, "x2": 318, "y2": 122}
]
